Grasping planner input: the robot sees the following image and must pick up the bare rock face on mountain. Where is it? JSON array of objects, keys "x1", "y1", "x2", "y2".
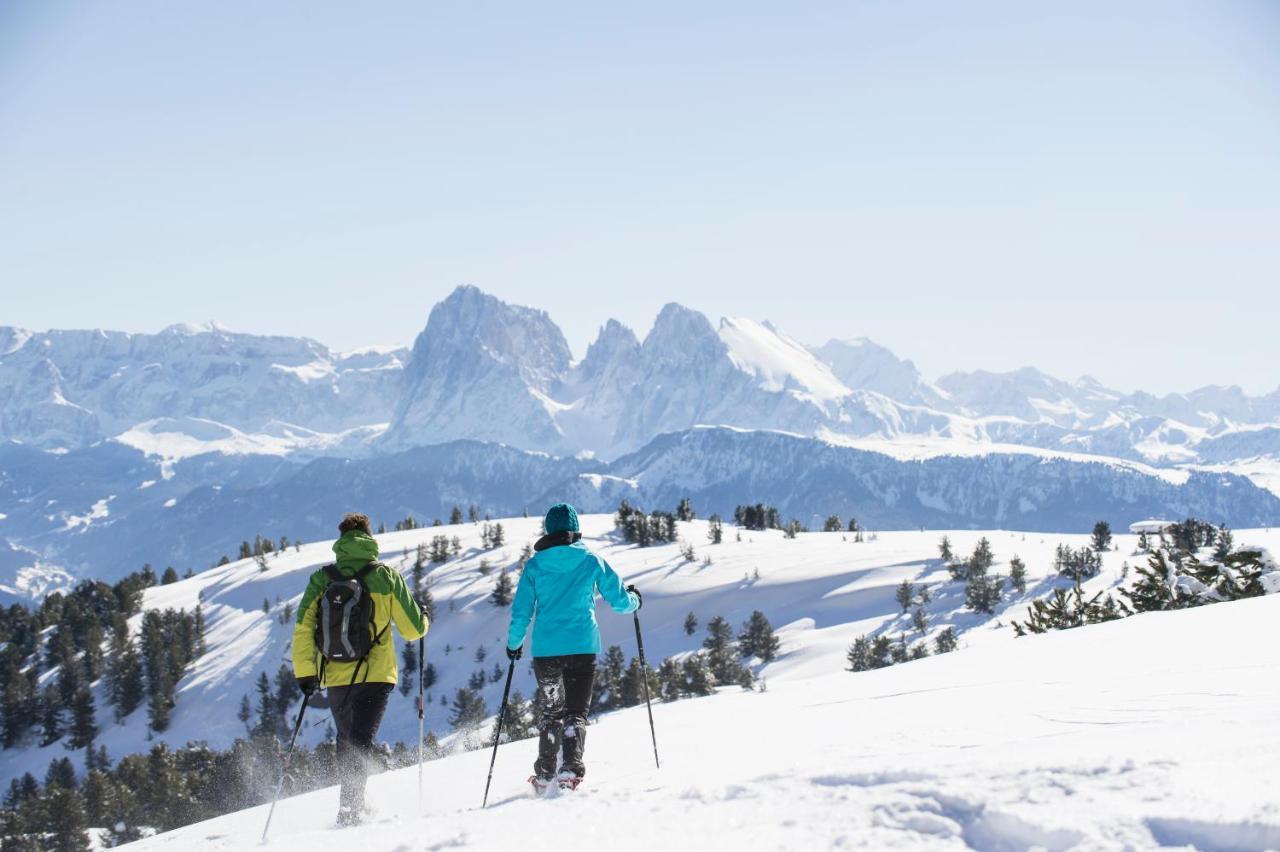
[{"x1": 381, "y1": 285, "x2": 575, "y2": 453}]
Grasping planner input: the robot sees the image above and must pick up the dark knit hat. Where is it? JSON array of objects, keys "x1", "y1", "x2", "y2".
[{"x1": 543, "y1": 503, "x2": 580, "y2": 535}]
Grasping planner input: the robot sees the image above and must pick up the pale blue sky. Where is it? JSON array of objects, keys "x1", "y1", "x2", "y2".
[{"x1": 2, "y1": 1, "x2": 1278, "y2": 393}]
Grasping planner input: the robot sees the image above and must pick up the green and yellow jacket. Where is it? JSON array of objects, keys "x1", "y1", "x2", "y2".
[{"x1": 292, "y1": 530, "x2": 427, "y2": 687}]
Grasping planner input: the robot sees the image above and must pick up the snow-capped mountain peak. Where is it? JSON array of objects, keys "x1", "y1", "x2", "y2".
[{"x1": 718, "y1": 317, "x2": 850, "y2": 402}]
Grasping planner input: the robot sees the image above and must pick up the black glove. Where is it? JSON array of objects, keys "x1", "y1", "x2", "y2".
[
  {"x1": 627, "y1": 584, "x2": 642, "y2": 609},
  {"x1": 296, "y1": 676, "x2": 319, "y2": 697},
  {"x1": 506, "y1": 645, "x2": 523, "y2": 661}
]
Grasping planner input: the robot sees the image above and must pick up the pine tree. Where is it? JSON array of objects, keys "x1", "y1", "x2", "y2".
[
  {"x1": 252, "y1": 671, "x2": 275, "y2": 737},
  {"x1": 450, "y1": 505, "x2": 464, "y2": 525},
  {"x1": 400, "y1": 643, "x2": 418, "y2": 697},
  {"x1": 237, "y1": 694, "x2": 252, "y2": 730},
  {"x1": 823, "y1": 514, "x2": 843, "y2": 532},
  {"x1": 868, "y1": 635, "x2": 892, "y2": 669},
  {"x1": 737, "y1": 611, "x2": 780, "y2": 662},
  {"x1": 595, "y1": 646, "x2": 627, "y2": 712},
  {"x1": 448, "y1": 689, "x2": 487, "y2": 730},
  {"x1": 895, "y1": 580, "x2": 914, "y2": 613},
  {"x1": 847, "y1": 517, "x2": 860, "y2": 534},
  {"x1": 1091, "y1": 521, "x2": 1113, "y2": 552},
  {"x1": 490, "y1": 571, "x2": 514, "y2": 607},
  {"x1": 1013, "y1": 581, "x2": 1130, "y2": 635},
  {"x1": 67, "y1": 688, "x2": 97, "y2": 750},
  {"x1": 1138, "y1": 530, "x2": 1151, "y2": 552},
  {"x1": 676, "y1": 498, "x2": 696, "y2": 522},
  {"x1": 911, "y1": 607, "x2": 928, "y2": 634},
  {"x1": 934, "y1": 627, "x2": 957, "y2": 654},
  {"x1": 45, "y1": 785, "x2": 92, "y2": 852},
  {"x1": 40, "y1": 684, "x2": 64, "y2": 746},
  {"x1": 1009, "y1": 556, "x2": 1028, "y2": 594},
  {"x1": 656, "y1": 659, "x2": 682, "y2": 702},
  {"x1": 1214, "y1": 526, "x2": 1234, "y2": 561},
  {"x1": 272, "y1": 664, "x2": 297, "y2": 723},
  {"x1": 965, "y1": 572, "x2": 1004, "y2": 614},
  {"x1": 938, "y1": 536, "x2": 953, "y2": 562},
  {"x1": 707, "y1": 515, "x2": 723, "y2": 544},
  {"x1": 702, "y1": 616, "x2": 742, "y2": 683},
  {"x1": 683, "y1": 612, "x2": 698, "y2": 636},
  {"x1": 621, "y1": 657, "x2": 658, "y2": 707},
  {"x1": 846, "y1": 636, "x2": 869, "y2": 672},
  {"x1": 147, "y1": 665, "x2": 173, "y2": 732},
  {"x1": 1120, "y1": 551, "x2": 1190, "y2": 613},
  {"x1": 680, "y1": 655, "x2": 717, "y2": 696},
  {"x1": 45, "y1": 756, "x2": 77, "y2": 789},
  {"x1": 890, "y1": 634, "x2": 909, "y2": 663},
  {"x1": 161, "y1": 567, "x2": 179, "y2": 585}
]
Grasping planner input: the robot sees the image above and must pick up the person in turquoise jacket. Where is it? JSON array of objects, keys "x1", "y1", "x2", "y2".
[{"x1": 506, "y1": 502, "x2": 639, "y2": 790}]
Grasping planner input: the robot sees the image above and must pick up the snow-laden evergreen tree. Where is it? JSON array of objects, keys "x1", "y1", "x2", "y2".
[
  {"x1": 1214, "y1": 526, "x2": 1234, "y2": 561},
  {"x1": 683, "y1": 612, "x2": 698, "y2": 635},
  {"x1": 911, "y1": 607, "x2": 928, "y2": 635},
  {"x1": 890, "y1": 634, "x2": 909, "y2": 664},
  {"x1": 823, "y1": 514, "x2": 843, "y2": 532},
  {"x1": 934, "y1": 627, "x2": 957, "y2": 654},
  {"x1": 938, "y1": 536, "x2": 953, "y2": 563},
  {"x1": 1013, "y1": 581, "x2": 1129, "y2": 635},
  {"x1": 1091, "y1": 520, "x2": 1113, "y2": 552},
  {"x1": 657, "y1": 659, "x2": 682, "y2": 702},
  {"x1": 1009, "y1": 556, "x2": 1028, "y2": 594},
  {"x1": 594, "y1": 646, "x2": 627, "y2": 712},
  {"x1": 868, "y1": 635, "x2": 892, "y2": 669},
  {"x1": 680, "y1": 655, "x2": 717, "y2": 696},
  {"x1": 738, "y1": 611, "x2": 780, "y2": 662},
  {"x1": 895, "y1": 580, "x2": 914, "y2": 613}
]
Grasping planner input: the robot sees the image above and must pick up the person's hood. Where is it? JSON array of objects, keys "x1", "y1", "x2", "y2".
[{"x1": 332, "y1": 529, "x2": 380, "y2": 569}]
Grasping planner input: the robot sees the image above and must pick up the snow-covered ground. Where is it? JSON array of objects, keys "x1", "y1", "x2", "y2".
[
  {"x1": 123, "y1": 585, "x2": 1280, "y2": 851},
  {"x1": 5, "y1": 513, "x2": 1274, "y2": 849}
]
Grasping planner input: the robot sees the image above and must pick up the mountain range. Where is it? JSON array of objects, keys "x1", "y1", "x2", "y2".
[{"x1": 3, "y1": 284, "x2": 1280, "y2": 593}]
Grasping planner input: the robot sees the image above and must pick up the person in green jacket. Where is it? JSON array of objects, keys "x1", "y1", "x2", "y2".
[{"x1": 293, "y1": 512, "x2": 427, "y2": 826}]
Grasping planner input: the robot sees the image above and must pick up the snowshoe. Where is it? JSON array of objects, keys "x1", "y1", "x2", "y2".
[
  {"x1": 529, "y1": 774, "x2": 555, "y2": 796},
  {"x1": 556, "y1": 770, "x2": 583, "y2": 792}
]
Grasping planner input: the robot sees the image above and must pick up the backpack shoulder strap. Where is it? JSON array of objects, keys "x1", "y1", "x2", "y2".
[
  {"x1": 354, "y1": 561, "x2": 381, "y2": 582},
  {"x1": 322, "y1": 564, "x2": 343, "y2": 583}
]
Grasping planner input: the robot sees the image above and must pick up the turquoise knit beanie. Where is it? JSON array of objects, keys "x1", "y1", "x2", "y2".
[{"x1": 543, "y1": 503, "x2": 580, "y2": 535}]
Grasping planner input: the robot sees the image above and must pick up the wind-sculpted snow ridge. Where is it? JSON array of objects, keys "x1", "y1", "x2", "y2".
[{"x1": 116, "y1": 535, "x2": 1280, "y2": 851}]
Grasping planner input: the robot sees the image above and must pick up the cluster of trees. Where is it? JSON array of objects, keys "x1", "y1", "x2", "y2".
[
  {"x1": 236, "y1": 534, "x2": 293, "y2": 562},
  {"x1": 1014, "y1": 517, "x2": 1269, "y2": 636},
  {"x1": 479, "y1": 523, "x2": 506, "y2": 549},
  {"x1": 0, "y1": 569, "x2": 206, "y2": 761},
  {"x1": 942, "y1": 537, "x2": 1007, "y2": 615},
  {"x1": 1054, "y1": 543, "x2": 1102, "y2": 581},
  {"x1": 733, "y1": 504, "x2": 781, "y2": 531},
  {"x1": 822, "y1": 515, "x2": 860, "y2": 535},
  {"x1": 847, "y1": 627, "x2": 957, "y2": 672},
  {"x1": 614, "y1": 501, "x2": 679, "y2": 546},
  {"x1": 0, "y1": 729, "x2": 443, "y2": 849}
]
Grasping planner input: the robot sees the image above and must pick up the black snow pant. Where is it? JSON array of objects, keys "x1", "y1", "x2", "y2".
[
  {"x1": 532, "y1": 654, "x2": 596, "y2": 779},
  {"x1": 327, "y1": 681, "x2": 393, "y2": 814}
]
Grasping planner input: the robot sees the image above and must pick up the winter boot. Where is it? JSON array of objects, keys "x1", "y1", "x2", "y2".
[{"x1": 556, "y1": 769, "x2": 583, "y2": 792}]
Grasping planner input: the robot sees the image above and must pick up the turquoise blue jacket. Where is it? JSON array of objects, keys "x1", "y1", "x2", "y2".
[{"x1": 507, "y1": 541, "x2": 639, "y2": 657}]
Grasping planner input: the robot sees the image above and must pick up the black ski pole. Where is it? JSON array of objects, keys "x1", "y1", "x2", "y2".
[
  {"x1": 481, "y1": 658, "x2": 516, "y2": 808},
  {"x1": 416, "y1": 636, "x2": 426, "y2": 809},
  {"x1": 633, "y1": 610, "x2": 661, "y2": 769},
  {"x1": 261, "y1": 692, "x2": 311, "y2": 843}
]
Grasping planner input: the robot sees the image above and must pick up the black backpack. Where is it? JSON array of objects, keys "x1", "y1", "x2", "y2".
[{"x1": 314, "y1": 562, "x2": 387, "y2": 668}]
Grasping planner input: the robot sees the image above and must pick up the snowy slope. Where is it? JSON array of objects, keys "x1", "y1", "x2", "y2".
[
  {"x1": 121, "y1": 545, "x2": 1280, "y2": 851},
  {"x1": 9, "y1": 513, "x2": 1280, "y2": 804}
]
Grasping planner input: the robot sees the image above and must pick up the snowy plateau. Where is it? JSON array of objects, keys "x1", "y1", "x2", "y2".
[
  {"x1": 4, "y1": 285, "x2": 1280, "y2": 596},
  {"x1": 41, "y1": 515, "x2": 1275, "y2": 851}
]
